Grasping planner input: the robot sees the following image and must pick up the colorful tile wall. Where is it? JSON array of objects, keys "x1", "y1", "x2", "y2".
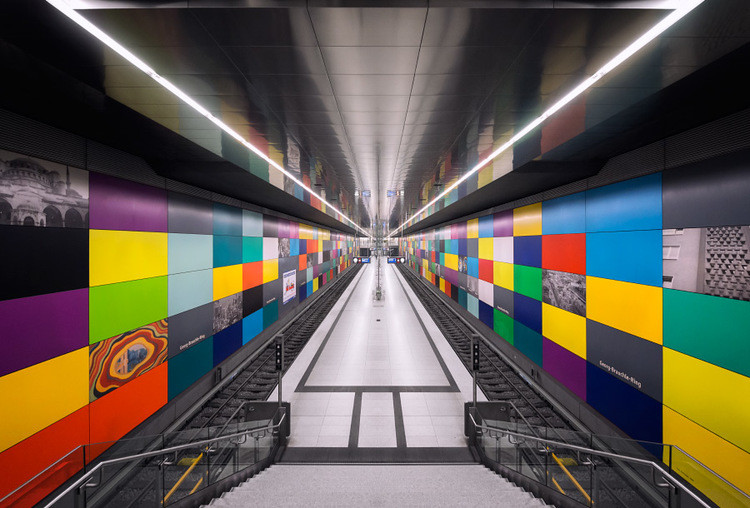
[
  {"x1": 402, "y1": 162, "x2": 750, "y2": 498},
  {"x1": 0, "y1": 150, "x2": 354, "y2": 499}
]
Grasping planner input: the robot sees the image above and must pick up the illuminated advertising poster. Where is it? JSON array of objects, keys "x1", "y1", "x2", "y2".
[{"x1": 283, "y1": 269, "x2": 296, "y2": 304}]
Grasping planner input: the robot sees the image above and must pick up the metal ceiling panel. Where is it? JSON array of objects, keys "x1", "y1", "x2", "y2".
[
  {"x1": 320, "y1": 46, "x2": 420, "y2": 75},
  {"x1": 219, "y1": 46, "x2": 327, "y2": 75},
  {"x1": 329, "y1": 74, "x2": 415, "y2": 96},
  {"x1": 191, "y1": 8, "x2": 318, "y2": 46},
  {"x1": 337, "y1": 95, "x2": 411, "y2": 112},
  {"x1": 8, "y1": 0, "x2": 745, "y2": 233},
  {"x1": 309, "y1": 7, "x2": 427, "y2": 46}
]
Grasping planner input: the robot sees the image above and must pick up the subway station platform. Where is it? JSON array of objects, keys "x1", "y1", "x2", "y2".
[{"x1": 270, "y1": 262, "x2": 486, "y2": 462}]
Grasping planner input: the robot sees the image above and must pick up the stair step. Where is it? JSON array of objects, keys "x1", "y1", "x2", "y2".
[{"x1": 202, "y1": 465, "x2": 549, "y2": 507}]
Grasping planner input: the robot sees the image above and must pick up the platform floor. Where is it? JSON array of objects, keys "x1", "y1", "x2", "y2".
[{"x1": 270, "y1": 261, "x2": 486, "y2": 461}]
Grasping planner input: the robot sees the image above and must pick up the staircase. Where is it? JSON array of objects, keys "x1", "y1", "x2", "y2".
[{"x1": 204, "y1": 464, "x2": 550, "y2": 507}]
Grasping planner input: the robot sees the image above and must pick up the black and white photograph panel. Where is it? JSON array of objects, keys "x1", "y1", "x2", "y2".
[
  {"x1": 542, "y1": 269, "x2": 586, "y2": 317},
  {"x1": 0, "y1": 149, "x2": 88, "y2": 227},
  {"x1": 663, "y1": 226, "x2": 750, "y2": 301},
  {"x1": 213, "y1": 292, "x2": 243, "y2": 334}
]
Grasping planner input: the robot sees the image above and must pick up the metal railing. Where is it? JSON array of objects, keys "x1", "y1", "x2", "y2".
[
  {"x1": 468, "y1": 411, "x2": 750, "y2": 508},
  {"x1": 43, "y1": 408, "x2": 287, "y2": 508}
]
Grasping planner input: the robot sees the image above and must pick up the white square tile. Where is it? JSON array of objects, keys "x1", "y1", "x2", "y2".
[
  {"x1": 403, "y1": 415, "x2": 432, "y2": 427},
  {"x1": 405, "y1": 435, "x2": 439, "y2": 447},
  {"x1": 318, "y1": 425, "x2": 351, "y2": 437},
  {"x1": 358, "y1": 416, "x2": 396, "y2": 437},
  {"x1": 293, "y1": 400, "x2": 329, "y2": 416},
  {"x1": 403, "y1": 424, "x2": 435, "y2": 437},
  {"x1": 322, "y1": 415, "x2": 351, "y2": 427},
  {"x1": 316, "y1": 435, "x2": 349, "y2": 447},
  {"x1": 292, "y1": 416, "x2": 324, "y2": 427}
]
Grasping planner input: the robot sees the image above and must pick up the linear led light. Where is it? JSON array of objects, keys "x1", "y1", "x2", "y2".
[
  {"x1": 388, "y1": 0, "x2": 704, "y2": 239},
  {"x1": 46, "y1": 0, "x2": 372, "y2": 239}
]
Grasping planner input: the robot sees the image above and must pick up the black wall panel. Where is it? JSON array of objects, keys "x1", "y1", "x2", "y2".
[
  {"x1": 262, "y1": 215, "x2": 278, "y2": 238},
  {"x1": 0, "y1": 226, "x2": 88, "y2": 301},
  {"x1": 167, "y1": 192, "x2": 214, "y2": 234},
  {"x1": 263, "y1": 278, "x2": 282, "y2": 307},
  {"x1": 493, "y1": 285, "x2": 514, "y2": 317},
  {"x1": 168, "y1": 302, "x2": 213, "y2": 358},
  {"x1": 242, "y1": 285, "x2": 263, "y2": 317},
  {"x1": 663, "y1": 149, "x2": 750, "y2": 228},
  {"x1": 278, "y1": 256, "x2": 298, "y2": 275},
  {"x1": 586, "y1": 320, "x2": 663, "y2": 402}
]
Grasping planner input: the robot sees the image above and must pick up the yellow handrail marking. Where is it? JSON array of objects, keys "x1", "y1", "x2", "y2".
[
  {"x1": 188, "y1": 476, "x2": 204, "y2": 495},
  {"x1": 552, "y1": 452, "x2": 592, "y2": 504},
  {"x1": 163, "y1": 452, "x2": 204, "y2": 504},
  {"x1": 552, "y1": 477, "x2": 566, "y2": 495}
]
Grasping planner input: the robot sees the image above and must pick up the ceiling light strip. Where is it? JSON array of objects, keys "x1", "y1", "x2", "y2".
[
  {"x1": 46, "y1": 0, "x2": 371, "y2": 238},
  {"x1": 389, "y1": 0, "x2": 704, "y2": 238}
]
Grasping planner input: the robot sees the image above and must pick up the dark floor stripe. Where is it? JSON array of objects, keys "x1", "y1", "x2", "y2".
[
  {"x1": 298, "y1": 385, "x2": 458, "y2": 393},
  {"x1": 280, "y1": 447, "x2": 476, "y2": 464},
  {"x1": 393, "y1": 392, "x2": 406, "y2": 449},
  {"x1": 348, "y1": 391, "x2": 363, "y2": 449}
]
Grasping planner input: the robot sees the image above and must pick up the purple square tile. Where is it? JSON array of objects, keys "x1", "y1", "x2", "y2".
[
  {"x1": 90, "y1": 172, "x2": 167, "y2": 232},
  {"x1": 0, "y1": 289, "x2": 88, "y2": 377}
]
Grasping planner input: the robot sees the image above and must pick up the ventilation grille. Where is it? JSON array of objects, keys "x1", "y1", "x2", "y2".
[
  {"x1": 166, "y1": 179, "x2": 213, "y2": 201},
  {"x1": 665, "y1": 108, "x2": 750, "y2": 170},
  {"x1": 0, "y1": 108, "x2": 86, "y2": 168},
  {"x1": 589, "y1": 139, "x2": 665, "y2": 188},
  {"x1": 211, "y1": 193, "x2": 246, "y2": 209},
  {"x1": 86, "y1": 140, "x2": 165, "y2": 188}
]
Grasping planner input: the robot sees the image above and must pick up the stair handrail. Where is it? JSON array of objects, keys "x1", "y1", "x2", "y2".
[
  {"x1": 669, "y1": 444, "x2": 748, "y2": 500},
  {"x1": 162, "y1": 402, "x2": 248, "y2": 505},
  {"x1": 43, "y1": 409, "x2": 287, "y2": 508},
  {"x1": 469, "y1": 412, "x2": 750, "y2": 507},
  {"x1": 0, "y1": 445, "x2": 83, "y2": 505}
]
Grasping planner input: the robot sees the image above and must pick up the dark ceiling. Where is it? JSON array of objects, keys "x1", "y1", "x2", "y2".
[{"x1": 0, "y1": 0, "x2": 748, "y2": 236}]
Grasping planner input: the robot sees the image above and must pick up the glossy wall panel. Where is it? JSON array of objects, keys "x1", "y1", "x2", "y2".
[
  {"x1": 0, "y1": 406, "x2": 89, "y2": 507},
  {"x1": 0, "y1": 348, "x2": 89, "y2": 453},
  {"x1": 663, "y1": 348, "x2": 750, "y2": 454},
  {"x1": 0, "y1": 148, "x2": 354, "y2": 497},
  {"x1": 401, "y1": 156, "x2": 750, "y2": 488},
  {"x1": 663, "y1": 290, "x2": 750, "y2": 377},
  {"x1": 586, "y1": 230, "x2": 662, "y2": 286},
  {"x1": 89, "y1": 230, "x2": 168, "y2": 286},
  {"x1": 89, "y1": 276, "x2": 168, "y2": 344},
  {"x1": 585, "y1": 174, "x2": 662, "y2": 233},
  {"x1": 662, "y1": 150, "x2": 750, "y2": 228},
  {"x1": 542, "y1": 193, "x2": 586, "y2": 235},
  {"x1": 89, "y1": 173, "x2": 167, "y2": 232},
  {"x1": 0, "y1": 289, "x2": 88, "y2": 377},
  {"x1": 0, "y1": 226, "x2": 88, "y2": 300}
]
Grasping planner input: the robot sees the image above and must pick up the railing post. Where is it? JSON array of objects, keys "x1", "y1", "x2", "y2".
[
  {"x1": 471, "y1": 339, "x2": 479, "y2": 408},
  {"x1": 592, "y1": 462, "x2": 599, "y2": 506},
  {"x1": 158, "y1": 460, "x2": 165, "y2": 507},
  {"x1": 205, "y1": 446, "x2": 211, "y2": 488},
  {"x1": 276, "y1": 339, "x2": 284, "y2": 408},
  {"x1": 254, "y1": 435, "x2": 260, "y2": 463}
]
